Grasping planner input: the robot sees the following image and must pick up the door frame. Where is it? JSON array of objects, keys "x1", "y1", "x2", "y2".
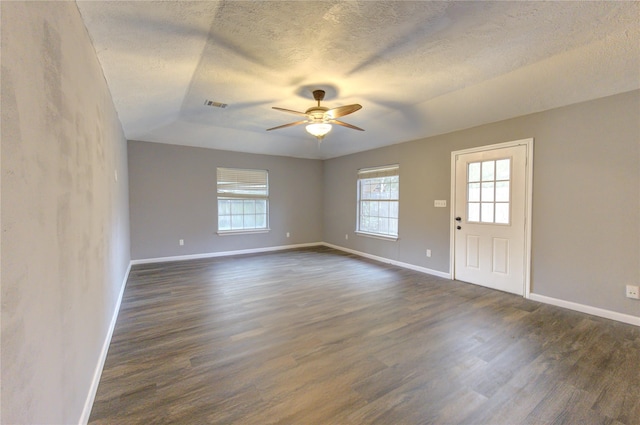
[{"x1": 449, "y1": 138, "x2": 534, "y2": 298}]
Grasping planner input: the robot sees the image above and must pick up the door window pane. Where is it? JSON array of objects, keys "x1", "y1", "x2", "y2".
[
  {"x1": 496, "y1": 181, "x2": 510, "y2": 202},
  {"x1": 466, "y1": 158, "x2": 510, "y2": 224},
  {"x1": 468, "y1": 163, "x2": 481, "y2": 182},
  {"x1": 481, "y1": 203, "x2": 494, "y2": 223},
  {"x1": 468, "y1": 202, "x2": 480, "y2": 222},
  {"x1": 496, "y1": 159, "x2": 510, "y2": 180},
  {"x1": 468, "y1": 183, "x2": 480, "y2": 202},
  {"x1": 481, "y1": 182, "x2": 494, "y2": 202},
  {"x1": 482, "y1": 161, "x2": 495, "y2": 181}
]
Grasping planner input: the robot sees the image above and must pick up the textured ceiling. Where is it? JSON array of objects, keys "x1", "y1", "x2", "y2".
[{"x1": 76, "y1": 1, "x2": 640, "y2": 159}]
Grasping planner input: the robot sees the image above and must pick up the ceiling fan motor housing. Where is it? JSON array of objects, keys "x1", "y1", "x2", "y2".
[
  {"x1": 307, "y1": 90, "x2": 329, "y2": 122},
  {"x1": 305, "y1": 106, "x2": 329, "y2": 122}
]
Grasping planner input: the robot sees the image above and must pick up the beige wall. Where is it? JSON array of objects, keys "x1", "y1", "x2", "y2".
[
  {"x1": 1, "y1": 2, "x2": 131, "y2": 423},
  {"x1": 324, "y1": 90, "x2": 640, "y2": 317},
  {"x1": 128, "y1": 140, "x2": 324, "y2": 260}
]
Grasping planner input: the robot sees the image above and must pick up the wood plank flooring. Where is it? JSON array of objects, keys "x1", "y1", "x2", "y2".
[{"x1": 89, "y1": 247, "x2": 640, "y2": 424}]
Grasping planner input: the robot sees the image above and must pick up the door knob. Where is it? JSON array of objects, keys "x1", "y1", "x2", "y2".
[
  {"x1": 457, "y1": 226, "x2": 462, "y2": 230},
  {"x1": 455, "y1": 217, "x2": 462, "y2": 221}
]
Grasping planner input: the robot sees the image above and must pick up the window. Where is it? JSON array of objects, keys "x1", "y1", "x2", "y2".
[
  {"x1": 357, "y1": 164, "x2": 399, "y2": 239},
  {"x1": 217, "y1": 167, "x2": 269, "y2": 233},
  {"x1": 467, "y1": 158, "x2": 510, "y2": 224}
]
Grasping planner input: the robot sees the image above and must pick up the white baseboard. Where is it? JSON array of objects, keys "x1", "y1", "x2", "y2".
[
  {"x1": 322, "y1": 242, "x2": 451, "y2": 279},
  {"x1": 79, "y1": 262, "x2": 132, "y2": 425},
  {"x1": 529, "y1": 293, "x2": 640, "y2": 327},
  {"x1": 130, "y1": 242, "x2": 324, "y2": 265},
  {"x1": 324, "y1": 244, "x2": 638, "y2": 327}
]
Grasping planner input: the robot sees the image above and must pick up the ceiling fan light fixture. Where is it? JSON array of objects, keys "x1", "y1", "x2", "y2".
[
  {"x1": 305, "y1": 123, "x2": 332, "y2": 138},
  {"x1": 268, "y1": 89, "x2": 363, "y2": 137}
]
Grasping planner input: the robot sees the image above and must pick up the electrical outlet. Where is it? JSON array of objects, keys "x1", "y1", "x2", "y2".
[
  {"x1": 345, "y1": 234, "x2": 349, "y2": 240},
  {"x1": 286, "y1": 232, "x2": 290, "y2": 238},
  {"x1": 426, "y1": 249, "x2": 432, "y2": 258},
  {"x1": 179, "y1": 239, "x2": 184, "y2": 246},
  {"x1": 626, "y1": 285, "x2": 639, "y2": 299}
]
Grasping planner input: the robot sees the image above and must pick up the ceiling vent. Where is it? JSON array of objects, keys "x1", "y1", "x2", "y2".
[{"x1": 204, "y1": 100, "x2": 228, "y2": 108}]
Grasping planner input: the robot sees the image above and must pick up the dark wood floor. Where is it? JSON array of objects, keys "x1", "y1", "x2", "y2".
[{"x1": 89, "y1": 247, "x2": 640, "y2": 425}]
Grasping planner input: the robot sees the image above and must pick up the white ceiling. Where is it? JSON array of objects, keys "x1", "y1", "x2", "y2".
[{"x1": 76, "y1": 1, "x2": 639, "y2": 160}]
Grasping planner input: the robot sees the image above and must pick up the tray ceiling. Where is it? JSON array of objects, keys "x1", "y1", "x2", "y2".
[{"x1": 76, "y1": 1, "x2": 640, "y2": 159}]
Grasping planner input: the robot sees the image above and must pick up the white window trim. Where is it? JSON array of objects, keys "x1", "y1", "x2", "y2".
[
  {"x1": 217, "y1": 229, "x2": 270, "y2": 236},
  {"x1": 217, "y1": 167, "x2": 270, "y2": 234},
  {"x1": 355, "y1": 231, "x2": 399, "y2": 241},
  {"x1": 356, "y1": 164, "x2": 400, "y2": 239}
]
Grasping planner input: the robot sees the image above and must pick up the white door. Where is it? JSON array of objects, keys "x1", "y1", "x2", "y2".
[{"x1": 453, "y1": 143, "x2": 530, "y2": 295}]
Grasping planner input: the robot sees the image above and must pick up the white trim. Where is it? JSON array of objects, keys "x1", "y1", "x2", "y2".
[
  {"x1": 217, "y1": 229, "x2": 270, "y2": 236},
  {"x1": 356, "y1": 164, "x2": 400, "y2": 239},
  {"x1": 449, "y1": 138, "x2": 534, "y2": 297},
  {"x1": 523, "y1": 140, "x2": 534, "y2": 298},
  {"x1": 130, "y1": 242, "x2": 323, "y2": 265},
  {"x1": 358, "y1": 163, "x2": 400, "y2": 176},
  {"x1": 354, "y1": 231, "x2": 399, "y2": 242},
  {"x1": 79, "y1": 262, "x2": 132, "y2": 425},
  {"x1": 529, "y1": 293, "x2": 640, "y2": 327},
  {"x1": 325, "y1": 241, "x2": 638, "y2": 327},
  {"x1": 323, "y1": 242, "x2": 451, "y2": 279}
]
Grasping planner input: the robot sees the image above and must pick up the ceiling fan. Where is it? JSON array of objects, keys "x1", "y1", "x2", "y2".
[{"x1": 267, "y1": 90, "x2": 364, "y2": 140}]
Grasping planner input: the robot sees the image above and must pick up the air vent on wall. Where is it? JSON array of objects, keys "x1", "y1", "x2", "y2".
[{"x1": 204, "y1": 100, "x2": 228, "y2": 108}]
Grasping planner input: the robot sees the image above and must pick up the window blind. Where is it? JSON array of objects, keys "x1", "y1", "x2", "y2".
[
  {"x1": 357, "y1": 164, "x2": 399, "y2": 179},
  {"x1": 217, "y1": 167, "x2": 268, "y2": 199}
]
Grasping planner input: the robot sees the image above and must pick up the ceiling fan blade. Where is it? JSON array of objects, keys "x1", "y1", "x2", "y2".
[
  {"x1": 272, "y1": 107, "x2": 309, "y2": 117},
  {"x1": 330, "y1": 120, "x2": 365, "y2": 131},
  {"x1": 266, "y1": 120, "x2": 307, "y2": 131},
  {"x1": 325, "y1": 104, "x2": 362, "y2": 120}
]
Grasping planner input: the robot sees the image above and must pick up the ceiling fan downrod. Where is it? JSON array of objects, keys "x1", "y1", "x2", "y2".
[{"x1": 312, "y1": 89, "x2": 325, "y2": 107}]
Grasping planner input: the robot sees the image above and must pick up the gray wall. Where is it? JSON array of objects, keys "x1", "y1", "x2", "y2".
[
  {"x1": 324, "y1": 90, "x2": 640, "y2": 317},
  {"x1": 1, "y1": 3, "x2": 635, "y2": 424},
  {"x1": 128, "y1": 140, "x2": 324, "y2": 260},
  {"x1": 1, "y1": 2, "x2": 131, "y2": 424}
]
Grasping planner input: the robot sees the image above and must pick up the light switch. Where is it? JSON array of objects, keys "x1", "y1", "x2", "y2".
[{"x1": 434, "y1": 200, "x2": 447, "y2": 207}]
